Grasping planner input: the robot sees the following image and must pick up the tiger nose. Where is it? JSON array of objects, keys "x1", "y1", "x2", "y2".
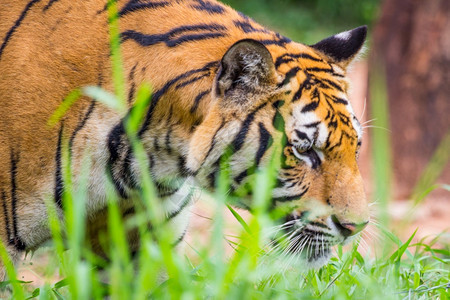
[{"x1": 331, "y1": 215, "x2": 368, "y2": 238}]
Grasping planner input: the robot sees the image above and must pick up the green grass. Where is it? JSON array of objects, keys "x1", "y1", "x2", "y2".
[{"x1": 1, "y1": 1, "x2": 449, "y2": 299}]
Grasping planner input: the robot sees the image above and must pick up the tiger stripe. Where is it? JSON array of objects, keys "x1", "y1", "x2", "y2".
[
  {"x1": 0, "y1": 0, "x2": 42, "y2": 61},
  {"x1": 191, "y1": 0, "x2": 226, "y2": 14},
  {"x1": 42, "y1": 0, "x2": 58, "y2": 11},
  {"x1": 275, "y1": 53, "x2": 323, "y2": 68},
  {"x1": 172, "y1": 228, "x2": 188, "y2": 247},
  {"x1": 69, "y1": 101, "x2": 96, "y2": 152},
  {"x1": 230, "y1": 102, "x2": 268, "y2": 153},
  {"x1": 190, "y1": 89, "x2": 210, "y2": 114},
  {"x1": 166, "y1": 188, "x2": 195, "y2": 220},
  {"x1": 54, "y1": 124, "x2": 64, "y2": 208},
  {"x1": 119, "y1": 0, "x2": 170, "y2": 17},
  {"x1": 121, "y1": 24, "x2": 228, "y2": 48},
  {"x1": 9, "y1": 149, "x2": 25, "y2": 250},
  {"x1": 127, "y1": 63, "x2": 137, "y2": 104}
]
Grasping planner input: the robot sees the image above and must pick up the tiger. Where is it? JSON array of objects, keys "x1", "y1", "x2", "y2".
[{"x1": 0, "y1": 0, "x2": 370, "y2": 279}]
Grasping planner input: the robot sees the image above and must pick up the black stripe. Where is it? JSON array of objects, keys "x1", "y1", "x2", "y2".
[
  {"x1": 328, "y1": 132, "x2": 345, "y2": 152},
  {"x1": 272, "y1": 188, "x2": 309, "y2": 203},
  {"x1": 301, "y1": 101, "x2": 319, "y2": 113},
  {"x1": 106, "y1": 162, "x2": 128, "y2": 199},
  {"x1": 119, "y1": 0, "x2": 169, "y2": 17},
  {"x1": 278, "y1": 67, "x2": 300, "y2": 87},
  {"x1": 305, "y1": 67, "x2": 333, "y2": 74},
  {"x1": 272, "y1": 100, "x2": 285, "y2": 109},
  {"x1": 122, "y1": 206, "x2": 135, "y2": 218},
  {"x1": 1, "y1": 190, "x2": 11, "y2": 241},
  {"x1": 309, "y1": 222, "x2": 331, "y2": 230},
  {"x1": 178, "y1": 155, "x2": 193, "y2": 176},
  {"x1": 10, "y1": 149, "x2": 24, "y2": 250},
  {"x1": 176, "y1": 73, "x2": 209, "y2": 89},
  {"x1": 233, "y1": 20, "x2": 269, "y2": 34},
  {"x1": 149, "y1": 154, "x2": 155, "y2": 172},
  {"x1": 320, "y1": 78, "x2": 343, "y2": 92},
  {"x1": 324, "y1": 97, "x2": 336, "y2": 113},
  {"x1": 157, "y1": 188, "x2": 177, "y2": 198},
  {"x1": 166, "y1": 189, "x2": 194, "y2": 220},
  {"x1": 165, "y1": 106, "x2": 173, "y2": 154},
  {"x1": 324, "y1": 130, "x2": 333, "y2": 149},
  {"x1": 200, "y1": 117, "x2": 225, "y2": 168},
  {"x1": 138, "y1": 61, "x2": 219, "y2": 136},
  {"x1": 234, "y1": 169, "x2": 248, "y2": 185},
  {"x1": 207, "y1": 164, "x2": 219, "y2": 189},
  {"x1": 191, "y1": 0, "x2": 225, "y2": 14},
  {"x1": 121, "y1": 23, "x2": 227, "y2": 48},
  {"x1": 302, "y1": 149, "x2": 321, "y2": 169},
  {"x1": 255, "y1": 123, "x2": 272, "y2": 166},
  {"x1": 96, "y1": 2, "x2": 108, "y2": 15},
  {"x1": 190, "y1": 118, "x2": 202, "y2": 133},
  {"x1": 304, "y1": 121, "x2": 321, "y2": 128},
  {"x1": 153, "y1": 136, "x2": 160, "y2": 152},
  {"x1": 275, "y1": 53, "x2": 322, "y2": 68},
  {"x1": 121, "y1": 149, "x2": 137, "y2": 189},
  {"x1": 285, "y1": 181, "x2": 299, "y2": 189},
  {"x1": 190, "y1": 89, "x2": 210, "y2": 114},
  {"x1": 292, "y1": 76, "x2": 313, "y2": 102},
  {"x1": 172, "y1": 229, "x2": 188, "y2": 247},
  {"x1": 338, "y1": 112, "x2": 350, "y2": 125},
  {"x1": 165, "y1": 128, "x2": 173, "y2": 155},
  {"x1": 107, "y1": 122, "x2": 129, "y2": 198},
  {"x1": 294, "y1": 130, "x2": 310, "y2": 141},
  {"x1": 331, "y1": 95, "x2": 348, "y2": 105},
  {"x1": 0, "y1": 0, "x2": 42, "y2": 61},
  {"x1": 328, "y1": 114, "x2": 338, "y2": 129},
  {"x1": 156, "y1": 181, "x2": 180, "y2": 198},
  {"x1": 127, "y1": 63, "x2": 138, "y2": 104},
  {"x1": 258, "y1": 36, "x2": 291, "y2": 47},
  {"x1": 231, "y1": 102, "x2": 268, "y2": 153},
  {"x1": 43, "y1": 0, "x2": 59, "y2": 11},
  {"x1": 54, "y1": 125, "x2": 64, "y2": 208},
  {"x1": 69, "y1": 101, "x2": 96, "y2": 151}
]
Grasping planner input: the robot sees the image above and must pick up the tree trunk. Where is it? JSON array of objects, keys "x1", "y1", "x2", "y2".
[{"x1": 370, "y1": 0, "x2": 450, "y2": 199}]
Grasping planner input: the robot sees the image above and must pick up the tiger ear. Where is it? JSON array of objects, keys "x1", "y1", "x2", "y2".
[
  {"x1": 215, "y1": 39, "x2": 275, "y2": 102},
  {"x1": 311, "y1": 25, "x2": 367, "y2": 68}
]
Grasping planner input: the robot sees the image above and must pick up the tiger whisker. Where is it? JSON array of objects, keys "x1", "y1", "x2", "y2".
[
  {"x1": 361, "y1": 117, "x2": 376, "y2": 126},
  {"x1": 359, "y1": 97, "x2": 367, "y2": 121},
  {"x1": 362, "y1": 125, "x2": 391, "y2": 132}
]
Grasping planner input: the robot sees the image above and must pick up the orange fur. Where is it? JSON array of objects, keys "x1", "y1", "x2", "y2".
[{"x1": 0, "y1": 0, "x2": 369, "y2": 277}]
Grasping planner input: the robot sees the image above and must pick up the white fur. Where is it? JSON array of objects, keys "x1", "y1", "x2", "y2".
[{"x1": 334, "y1": 31, "x2": 351, "y2": 41}]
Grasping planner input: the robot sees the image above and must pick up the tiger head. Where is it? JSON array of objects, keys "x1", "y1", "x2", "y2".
[{"x1": 187, "y1": 26, "x2": 369, "y2": 267}]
